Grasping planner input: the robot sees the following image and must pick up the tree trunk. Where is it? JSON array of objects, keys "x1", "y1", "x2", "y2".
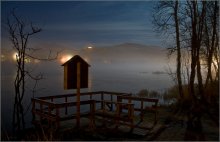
[
  {"x1": 174, "y1": 1, "x2": 184, "y2": 99},
  {"x1": 196, "y1": 1, "x2": 206, "y2": 102},
  {"x1": 205, "y1": 1, "x2": 218, "y2": 87}
]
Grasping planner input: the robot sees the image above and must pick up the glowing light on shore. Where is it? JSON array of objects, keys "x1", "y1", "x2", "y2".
[
  {"x1": 12, "y1": 52, "x2": 32, "y2": 63},
  {"x1": 1, "y1": 54, "x2": 5, "y2": 61},
  {"x1": 34, "y1": 59, "x2": 40, "y2": 63},
  {"x1": 13, "y1": 52, "x2": 19, "y2": 60},
  {"x1": 88, "y1": 46, "x2": 93, "y2": 49},
  {"x1": 84, "y1": 58, "x2": 90, "y2": 62},
  {"x1": 60, "y1": 55, "x2": 73, "y2": 64}
]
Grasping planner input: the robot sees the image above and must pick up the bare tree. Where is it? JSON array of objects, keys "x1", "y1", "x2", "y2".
[
  {"x1": 184, "y1": 1, "x2": 208, "y2": 102},
  {"x1": 6, "y1": 9, "x2": 59, "y2": 131},
  {"x1": 204, "y1": 1, "x2": 219, "y2": 87},
  {"x1": 153, "y1": 1, "x2": 183, "y2": 98},
  {"x1": 174, "y1": 1, "x2": 184, "y2": 98},
  {"x1": 153, "y1": 0, "x2": 219, "y2": 136}
]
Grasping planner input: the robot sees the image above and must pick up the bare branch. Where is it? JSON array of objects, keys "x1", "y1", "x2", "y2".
[
  {"x1": 25, "y1": 49, "x2": 63, "y2": 61},
  {"x1": 5, "y1": 8, "x2": 61, "y2": 131}
]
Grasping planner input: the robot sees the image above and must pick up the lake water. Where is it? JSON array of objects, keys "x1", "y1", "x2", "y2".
[{"x1": 1, "y1": 61, "x2": 174, "y2": 131}]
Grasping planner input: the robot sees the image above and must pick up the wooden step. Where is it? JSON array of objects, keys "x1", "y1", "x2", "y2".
[
  {"x1": 132, "y1": 128, "x2": 149, "y2": 136},
  {"x1": 149, "y1": 124, "x2": 164, "y2": 134},
  {"x1": 135, "y1": 121, "x2": 155, "y2": 130}
]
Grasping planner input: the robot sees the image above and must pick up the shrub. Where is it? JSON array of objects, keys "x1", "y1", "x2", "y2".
[{"x1": 137, "y1": 89, "x2": 149, "y2": 97}]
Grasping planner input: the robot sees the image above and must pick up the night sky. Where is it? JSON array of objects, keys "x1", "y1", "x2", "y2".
[{"x1": 1, "y1": 1, "x2": 163, "y2": 49}]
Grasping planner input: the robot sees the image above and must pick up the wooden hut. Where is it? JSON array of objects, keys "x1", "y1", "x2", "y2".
[{"x1": 62, "y1": 55, "x2": 90, "y2": 89}]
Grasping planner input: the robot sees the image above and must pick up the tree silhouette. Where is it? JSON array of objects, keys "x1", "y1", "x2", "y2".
[
  {"x1": 6, "y1": 8, "x2": 59, "y2": 132},
  {"x1": 153, "y1": 1, "x2": 183, "y2": 98},
  {"x1": 153, "y1": 0, "x2": 219, "y2": 137}
]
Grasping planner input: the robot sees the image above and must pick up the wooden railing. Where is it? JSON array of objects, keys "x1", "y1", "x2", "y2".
[
  {"x1": 32, "y1": 98, "x2": 96, "y2": 128},
  {"x1": 117, "y1": 95, "x2": 159, "y2": 125},
  {"x1": 95, "y1": 100, "x2": 135, "y2": 128},
  {"x1": 32, "y1": 91, "x2": 130, "y2": 128},
  {"x1": 31, "y1": 91, "x2": 158, "y2": 130},
  {"x1": 37, "y1": 91, "x2": 130, "y2": 100}
]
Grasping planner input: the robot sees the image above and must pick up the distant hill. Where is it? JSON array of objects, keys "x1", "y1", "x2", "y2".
[{"x1": 81, "y1": 43, "x2": 167, "y2": 64}]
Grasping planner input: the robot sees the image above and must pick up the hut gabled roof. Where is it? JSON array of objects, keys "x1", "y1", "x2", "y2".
[{"x1": 61, "y1": 55, "x2": 90, "y2": 67}]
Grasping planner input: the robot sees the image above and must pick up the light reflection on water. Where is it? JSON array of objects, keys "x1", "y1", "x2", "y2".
[{"x1": 1, "y1": 69, "x2": 173, "y2": 131}]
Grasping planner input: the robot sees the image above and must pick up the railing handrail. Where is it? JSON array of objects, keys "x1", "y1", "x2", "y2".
[
  {"x1": 31, "y1": 98, "x2": 55, "y2": 106},
  {"x1": 36, "y1": 91, "x2": 103, "y2": 100},
  {"x1": 118, "y1": 96, "x2": 159, "y2": 103},
  {"x1": 55, "y1": 100, "x2": 95, "y2": 108},
  {"x1": 35, "y1": 91, "x2": 131, "y2": 100},
  {"x1": 102, "y1": 91, "x2": 131, "y2": 96},
  {"x1": 96, "y1": 100, "x2": 134, "y2": 106}
]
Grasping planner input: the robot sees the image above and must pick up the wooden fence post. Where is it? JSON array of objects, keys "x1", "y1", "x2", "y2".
[
  {"x1": 65, "y1": 96, "x2": 68, "y2": 115},
  {"x1": 130, "y1": 104, "x2": 134, "y2": 132},
  {"x1": 115, "y1": 103, "x2": 120, "y2": 129},
  {"x1": 154, "y1": 101, "x2": 158, "y2": 124},
  {"x1": 76, "y1": 62, "x2": 81, "y2": 128},
  {"x1": 90, "y1": 92, "x2": 92, "y2": 100},
  {"x1": 40, "y1": 103, "x2": 43, "y2": 122},
  {"x1": 141, "y1": 100, "x2": 144, "y2": 121},
  {"x1": 110, "y1": 94, "x2": 113, "y2": 111},
  {"x1": 101, "y1": 92, "x2": 104, "y2": 110},
  {"x1": 31, "y1": 99, "x2": 36, "y2": 123},
  {"x1": 89, "y1": 100, "x2": 95, "y2": 129},
  {"x1": 56, "y1": 107, "x2": 60, "y2": 128}
]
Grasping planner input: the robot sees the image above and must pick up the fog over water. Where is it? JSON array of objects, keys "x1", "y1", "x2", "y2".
[{"x1": 1, "y1": 43, "x2": 175, "y2": 131}]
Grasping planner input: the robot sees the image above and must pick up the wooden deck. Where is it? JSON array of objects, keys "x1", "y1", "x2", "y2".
[{"x1": 32, "y1": 91, "x2": 158, "y2": 134}]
